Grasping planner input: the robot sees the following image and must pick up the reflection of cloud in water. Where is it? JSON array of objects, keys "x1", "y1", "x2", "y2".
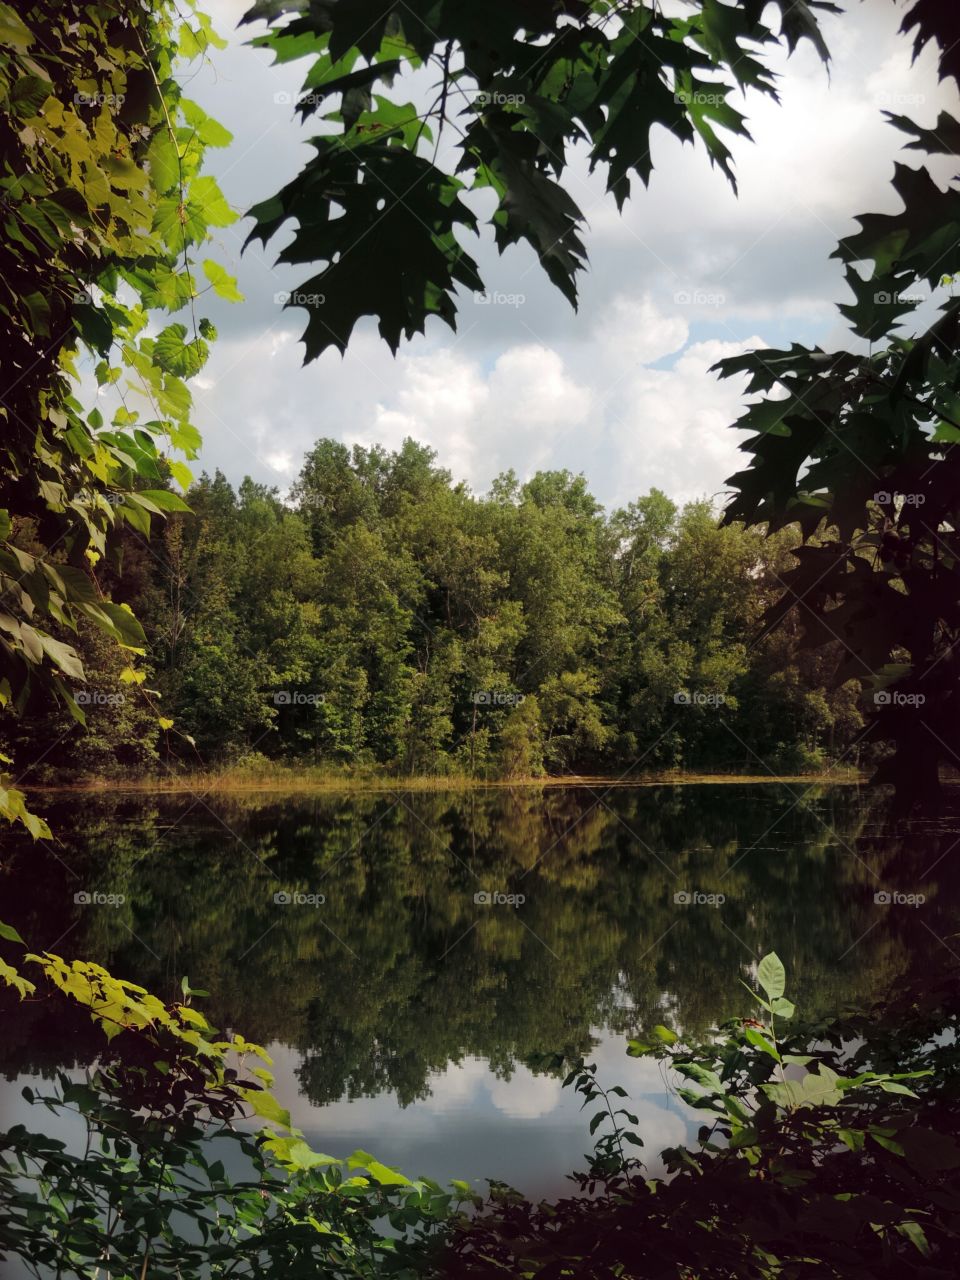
[
  {"x1": 267, "y1": 1034, "x2": 693, "y2": 1195},
  {"x1": 430, "y1": 1057, "x2": 565, "y2": 1120},
  {"x1": 488, "y1": 1068, "x2": 563, "y2": 1120}
]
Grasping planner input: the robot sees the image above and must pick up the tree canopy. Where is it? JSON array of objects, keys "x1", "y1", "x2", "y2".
[
  {"x1": 239, "y1": 0, "x2": 960, "y2": 802},
  {"x1": 241, "y1": 0, "x2": 835, "y2": 357},
  {"x1": 0, "y1": 0, "x2": 237, "y2": 829}
]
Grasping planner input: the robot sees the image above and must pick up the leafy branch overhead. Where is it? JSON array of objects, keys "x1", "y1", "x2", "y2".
[
  {"x1": 0, "y1": 0, "x2": 240, "y2": 829},
  {"x1": 242, "y1": 0, "x2": 836, "y2": 358},
  {"x1": 713, "y1": 3, "x2": 960, "y2": 802}
]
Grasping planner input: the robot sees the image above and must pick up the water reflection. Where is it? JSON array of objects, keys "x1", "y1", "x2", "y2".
[{"x1": 2, "y1": 782, "x2": 958, "y2": 1190}]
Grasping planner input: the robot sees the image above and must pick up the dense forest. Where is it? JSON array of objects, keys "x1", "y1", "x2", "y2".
[
  {"x1": 3, "y1": 439, "x2": 863, "y2": 781},
  {"x1": 4, "y1": 0, "x2": 960, "y2": 1277}
]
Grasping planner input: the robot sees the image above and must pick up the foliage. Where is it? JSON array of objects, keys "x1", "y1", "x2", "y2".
[
  {"x1": 6, "y1": 920, "x2": 954, "y2": 1279},
  {"x1": 715, "y1": 6, "x2": 960, "y2": 803},
  {"x1": 5, "y1": 911, "x2": 959, "y2": 1280},
  {"x1": 443, "y1": 953, "x2": 960, "y2": 1277},
  {"x1": 0, "y1": 921, "x2": 457, "y2": 1278},
  {"x1": 241, "y1": 0, "x2": 835, "y2": 358},
  {"x1": 0, "y1": 785, "x2": 927, "y2": 1112},
  {"x1": 2, "y1": 447, "x2": 865, "y2": 778},
  {"x1": 0, "y1": 1, "x2": 237, "y2": 827}
]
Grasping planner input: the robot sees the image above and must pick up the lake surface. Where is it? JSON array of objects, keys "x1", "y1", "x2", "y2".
[{"x1": 2, "y1": 781, "x2": 959, "y2": 1198}]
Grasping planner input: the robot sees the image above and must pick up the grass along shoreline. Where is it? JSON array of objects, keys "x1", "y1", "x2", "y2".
[{"x1": 22, "y1": 764, "x2": 867, "y2": 795}]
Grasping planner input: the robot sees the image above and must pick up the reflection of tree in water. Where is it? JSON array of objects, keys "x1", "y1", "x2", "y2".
[{"x1": 3, "y1": 784, "x2": 957, "y2": 1104}]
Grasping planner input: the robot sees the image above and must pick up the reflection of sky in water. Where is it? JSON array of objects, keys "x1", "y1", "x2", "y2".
[
  {"x1": 3, "y1": 781, "x2": 950, "y2": 1216},
  {"x1": 0, "y1": 1031, "x2": 694, "y2": 1217},
  {"x1": 262, "y1": 1030, "x2": 693, "y2": 1197}
]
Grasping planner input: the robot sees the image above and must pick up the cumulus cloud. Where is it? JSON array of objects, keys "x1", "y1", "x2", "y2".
[{"x1": 170, "y1": 0, "x2": 958, "y2": 509}]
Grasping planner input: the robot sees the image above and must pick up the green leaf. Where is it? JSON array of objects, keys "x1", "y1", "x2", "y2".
[
  {"x1": 202, "y1": 259, "x2": 243, "y2": 302},
  {"x1": 246, "y1": 1089, "x2": 292, "y2": 1130},
  {"x1": 38, "y1": 634, "x2": 84, "y2": 681},
  {"x1": 77, "y1": 601, "x2": 146, "y2": 649},
  {"x1": 137, "y1": 489, "x2": 191, "y2": 512},
  {"x1": 0, "y1": 957, "x2": 36, "y2": 999},
  {"x1": 0, "y1": 4, "x2": 35, "y2": 52},
  {"x1": 652, "y1": 1024, "x2": 678, "y2": 1045},
  {"x1": 146, "y1": 128, "x2": 181, "y2": 197},
  {"x1": 896, "y1": 1221, "x2": 931, "y2": 1258},
  {"x1": 245, "y1": 139, "x2": 480, "y2": 359},
  {"x1": 153, "y1": 323, "x2": 209, "y2": 378},
  {"x1": 346, "y1": 1149, "x2": 411, "y2": 1186},
  {"x1": 757, "y1": 953, "x2": 786, "y2": 1001},
  {"x1": 744, "y1": 1027, "x2": 780, "y2": 1060}
]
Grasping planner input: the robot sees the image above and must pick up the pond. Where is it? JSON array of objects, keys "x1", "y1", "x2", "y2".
[{"x1": 2, "y1": 781, "x2": 957, "y2": 1198}]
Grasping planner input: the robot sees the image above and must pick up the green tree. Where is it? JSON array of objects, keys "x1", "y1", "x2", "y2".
[
  {"x1": 0, "y1": 0, "x2": 237, "y2": 825},
  {"x1": 716, "y1": 6, "x2": 960, "y2": 802},
  {"x1": 241, "y1": 0, "x2": 832, "y2": 356}
]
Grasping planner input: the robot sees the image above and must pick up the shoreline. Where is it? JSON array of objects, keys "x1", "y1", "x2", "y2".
[{"x1": 20, "y1": 768, "x2": 868, "y2": 796}]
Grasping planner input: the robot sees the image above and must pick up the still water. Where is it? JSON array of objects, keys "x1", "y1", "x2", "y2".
[{"x1": 2, "y1": 781, "x2": 957, "y2": 1197}]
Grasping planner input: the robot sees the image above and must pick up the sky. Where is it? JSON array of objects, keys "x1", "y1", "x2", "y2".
[{"x1": 165, "y1": 0, "x2": 959, "y2": 511}]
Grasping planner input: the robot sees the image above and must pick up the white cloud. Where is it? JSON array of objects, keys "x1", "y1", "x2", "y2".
[
  {"x1": 178, "y1": 0, "x2": 958, "y2": 509},
  {"x1": 488, "y1": 1068, "x2": 563, "y2": 1120}
]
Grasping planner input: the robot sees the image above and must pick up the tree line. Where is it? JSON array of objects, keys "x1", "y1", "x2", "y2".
[{"x1": 3, "y1": 438, "x2": 864, "y2": 780}]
